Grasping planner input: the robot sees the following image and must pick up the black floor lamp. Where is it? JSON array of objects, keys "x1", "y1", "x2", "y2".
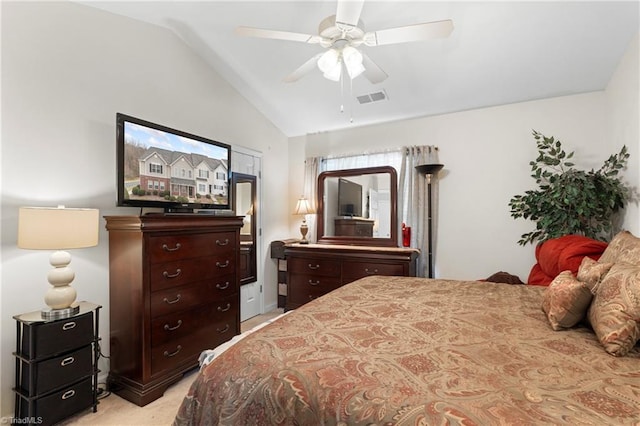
[{"x1": 415, "y1": 163, "x2": 444, "y2": 278}]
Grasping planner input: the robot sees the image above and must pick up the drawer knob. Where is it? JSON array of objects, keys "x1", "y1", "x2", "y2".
[
  {"x1": 217, "y1": 303, "x2": 231, "y2": 312},
  {"x1": 216, "y1": 238, "x2": 230, "y2": 246},
  {"x1": 364, "y1": 268, "x2": 379, "y2": 274},
  {"x1": 60, "y1": 356, "x2": 75, "y2": 367},
  {"x1": 308, "y1": 280, "x2": 320, "y2": 286},
  {"x1": 162, "y1": 243, "x2": 182, "y2": 252},
  {"x1": 62, "y1": 321, "x2": 76, "y2": 331},
  {"x1": 308, "y1": 264, "x2": 320, "y2": 270},
  {"x1": 163, "y1": 294, "x2": 181, "y2": 305},
  {"x1": 61, "y1": 390, "x2": 76, "y2": 400},
  {"x1": 163, "y1": 269, "x2": 182, "y2": 279},
  {"x1": 164, "y1": 320, "x2": 183, "y2": 331},
  {"x1": 164, "y1": 345, "x2": 182, "y2": 358},
  {"x1": 216, "y1": 281, "x2": 230, "y2": 290},
  {"x1": 216, "y1": 260, "x2": 230, "y2": 268},
  {"x1": 217, "y1": 324, "x2": 230, "y2": 334}
]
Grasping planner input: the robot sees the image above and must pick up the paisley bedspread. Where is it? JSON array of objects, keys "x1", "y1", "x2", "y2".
[{"x1": 173, "y1": 276, "x2": 640, "y2": 425}]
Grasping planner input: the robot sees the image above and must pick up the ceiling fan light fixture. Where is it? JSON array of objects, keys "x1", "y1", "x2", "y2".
[
  {"x1": 342, "y1": 46, "x2": 365, "y2": 79},
  {"x1": 317, "y1": 48, "x2": 340, "y2": 74},
  {"x1": 323, "y1": 64, "x2": 342, "y2": 82}
]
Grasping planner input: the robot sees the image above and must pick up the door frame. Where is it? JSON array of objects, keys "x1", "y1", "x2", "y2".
[{"x1": 231, "y1": 146, "x2": 263, "y2": 319}]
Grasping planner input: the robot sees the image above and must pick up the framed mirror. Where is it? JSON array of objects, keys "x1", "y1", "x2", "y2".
[
  {"x1": 232, "y1": 172, "x2": 257, "y2": 284},
  {"x1": 317, "y1": 166, "x2": 398, "y2": 247}
]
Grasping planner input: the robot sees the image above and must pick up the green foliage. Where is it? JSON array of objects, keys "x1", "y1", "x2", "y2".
[{"x1": 509, "y1": 130, "x2": 630, "y2": 246}]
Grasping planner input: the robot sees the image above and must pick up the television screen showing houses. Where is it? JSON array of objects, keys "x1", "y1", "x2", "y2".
[{"x1": 122, "y1": 121, "x2": 229, "y2": 206}]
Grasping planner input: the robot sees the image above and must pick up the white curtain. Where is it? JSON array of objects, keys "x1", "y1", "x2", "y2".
[
  {"x1": 398, "y1": 146, "x2": 440, "y2": 277},
  {"x1": 302, "y1": 157, "x2": 319, "y2": 242}
]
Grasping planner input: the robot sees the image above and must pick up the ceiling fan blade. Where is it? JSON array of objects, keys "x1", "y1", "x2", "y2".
[
  {"x1": 283, "y1": 53, "x2": 323, "y2": 83},
  {"x1": 361, "y1": 53, "x2": 388, "y2": 84},
  {"x1": 364, "y1": 19, "x2": 453, "y2": 47},
  {"x1": 235, "y1": 26, "x2": 322, "y2": 44},
  {"x1": 335, "y1": 0, "x2": 365, "y2": 28}
]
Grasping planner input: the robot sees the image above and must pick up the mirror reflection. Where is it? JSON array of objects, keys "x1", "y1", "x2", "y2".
[
  {"x1": 236, "y1": 182, "x2": 253, "y2": 237},
  {"x1": 233, "y1": 173, "x2": 257, "y2": 284},
  {"x1": 317, "y1": 166, "x2": 398, "y2": 247},
  {"x1": 323, "y1": 173, "x2": 392, "y2": 238}
]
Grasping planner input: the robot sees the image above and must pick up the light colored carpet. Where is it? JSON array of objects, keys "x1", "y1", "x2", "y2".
[{"x1": 60, "y1": 309, "x2": 284, "y2": 426}]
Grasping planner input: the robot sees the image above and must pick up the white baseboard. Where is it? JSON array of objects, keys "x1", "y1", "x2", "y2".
[{"x1": 263, "y1": 301, "x2": 278, "y2": 313}]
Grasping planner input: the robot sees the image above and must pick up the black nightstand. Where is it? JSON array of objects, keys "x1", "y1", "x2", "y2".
[{"x1": 13, "y1": 302, "x2": 101, "y2": 426}]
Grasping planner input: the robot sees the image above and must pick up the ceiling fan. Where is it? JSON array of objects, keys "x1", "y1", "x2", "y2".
[{"x1": 235, "y1": 0, "x2": 453, "y2": 84}]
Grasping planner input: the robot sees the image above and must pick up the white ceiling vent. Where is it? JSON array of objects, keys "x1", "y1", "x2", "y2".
[{"x1": 357, "y1": 90, "x2": 388, "y2": 105}]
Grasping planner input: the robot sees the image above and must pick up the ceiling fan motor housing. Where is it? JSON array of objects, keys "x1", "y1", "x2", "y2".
[{"x1": 319, "y1": 15, "x2": 365, "y2": 47}]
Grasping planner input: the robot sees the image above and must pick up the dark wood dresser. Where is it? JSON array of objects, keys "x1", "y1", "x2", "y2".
[
  {"x1": 104, "y1": 214, "x2": 243, "y2": 406},
  {"x1": 284, "y1": 243, "x2": 419, "y2": 310}
]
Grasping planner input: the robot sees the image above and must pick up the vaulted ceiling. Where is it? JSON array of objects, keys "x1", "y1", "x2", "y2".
[{"x1": 82, "y1": 1, "x2": 639, "y2": 137}]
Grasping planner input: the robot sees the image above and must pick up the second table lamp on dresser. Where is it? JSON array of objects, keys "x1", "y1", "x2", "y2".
[
  {"x1": 294, "y1": 196, "x2": 314, "y2": 244},
  {"x1": 18, "y1": 205, "x2": 99, "y2": 319}
]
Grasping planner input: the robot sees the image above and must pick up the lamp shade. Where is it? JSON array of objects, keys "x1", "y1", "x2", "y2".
[
  {"x1": 18, "y1": 206, "x2": 99, "y2": 250},
  {"x1": 318, "y1": 48, "x2": 341, "y2": 81},
  {"x1": 294, "y1": 197, "x2": 314, "y2": 215},
  {"x1": 317, "y1": 47, "x2": 366, "y2": 82},
  {"x1": 342, "y1": 46, "x2": 365, "y2": 79},
  {"x1": 415, "y1": 163, "x2": 444, "y2": 175}
]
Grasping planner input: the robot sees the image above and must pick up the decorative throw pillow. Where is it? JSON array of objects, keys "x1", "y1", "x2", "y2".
[
  {"x1": 542, "y1": 271, "x2": 593, "y2": 331},
  {"x1": 576, "y1": 257, "x2": 614, "y2": 291},
  {"x1": 485, "y1": 271, "x2": 524, "y2": 284},
  {"x1": 587, "y1": 262, "x2": 640, "y2": 356},
  {"x1": 598, "y1": 231, "x2": 640, "y2": 266}
]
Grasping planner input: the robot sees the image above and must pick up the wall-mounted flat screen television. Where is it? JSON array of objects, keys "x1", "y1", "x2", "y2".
[
  {"x1": 116, "y1": 113, "x2": 231, "y2": 213},
  {"x1": 338, "y1": 178, "x2": 363, "y2": 217}
]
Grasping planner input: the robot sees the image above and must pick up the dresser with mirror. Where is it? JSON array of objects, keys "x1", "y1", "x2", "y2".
[{"x1": 283, "y1": 166, "x2": 419, "y2": 310}]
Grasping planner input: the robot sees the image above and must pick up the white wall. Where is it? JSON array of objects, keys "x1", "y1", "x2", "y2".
[
  {"x1": 1, "y1": 0, "x2": 637, "y2": 420},
  {"x1": 606, "y1": 33, "x2": 640, "y2": 235},
  {"x1": 290, "y1": 32, "x2": 639, "y2": 283},
  {"x1": 0, "y1": 2, "x2": 289, "y2": 417}
]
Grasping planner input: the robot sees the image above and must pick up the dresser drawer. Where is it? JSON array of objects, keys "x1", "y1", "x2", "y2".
[
  {"x1": 21, "y1": 345, "x2": 93, "y2": 396},
  {"x1": 342, "y1": 261, "x2": 406, "y2": 281},
  {"x1": 151, "y1": 296, "x2": 237, "y2": 346},
  {"x1": 148, "y1": 232, "x2": 237, "y2": 264},
  {"x1": 288, "y1": 257, "x2": 340, "y2": 277},
  {"x1": 150, "y1": 275, "x2": 237, "y2": 317},
  {"x1": 151, "y1": 303, "x2": 238, "y2": 376},
  {"x1": 149, "y1": 254, "x2": 236, "y2": 291},
  {"x1": 21, "y1": 312, "x2": 93, "y2": 360},
  {"x1": 288, "y1": 273, "x2": 341, "y2": 305},
  {"x1": 16, "y1": 377, "x2": 93, "y2": 426}
]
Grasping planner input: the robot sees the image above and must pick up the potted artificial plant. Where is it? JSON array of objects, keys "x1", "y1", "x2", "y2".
[{"x1": 509, "y1": 130, "x2": 631, "y2": 246}]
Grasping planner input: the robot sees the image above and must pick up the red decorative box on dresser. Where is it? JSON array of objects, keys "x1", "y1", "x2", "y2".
[{"x1": 104, "y1": 214, "x2": 243, "y2": 406}]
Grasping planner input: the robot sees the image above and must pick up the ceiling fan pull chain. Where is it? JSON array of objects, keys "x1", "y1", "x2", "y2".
[
  {"x1": 349, "y1": 76, "x2": 354, "y2": 124},
  {"x1": 340, "y1": 65, "x2": 345, "y2": 113}
]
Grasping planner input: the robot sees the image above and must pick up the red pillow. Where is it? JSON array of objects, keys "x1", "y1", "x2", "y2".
[
  {"x1": 527, "y1": 235, "x2": 608, "y2": 285},
  {"x1": 528, "y1": 263, "x2": 554, "y2": 286}
]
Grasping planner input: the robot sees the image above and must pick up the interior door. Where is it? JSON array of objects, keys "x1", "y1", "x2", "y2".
[
  {"x1": 232, "y1": 148, "x2": 263, "y2": 322},
  {"x1": 240, "y1": 284, "x2": 260, "y2": 322}
]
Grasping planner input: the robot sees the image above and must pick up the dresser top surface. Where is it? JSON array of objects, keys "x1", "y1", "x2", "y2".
[
  {"x1": 286, "y1": 243, "x2": 420, "y2": 255},
  {"x1": 13, "y1": 301, "x2": 101, "y2": 324}
]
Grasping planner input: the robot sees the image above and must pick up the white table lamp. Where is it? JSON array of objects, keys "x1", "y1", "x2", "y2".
[
  {"x1": 294, "y1": 197, "x2": 314, "y2": 244},
  {"x1": 18, "y1": 206, "x2": 99, "y2": 319}
]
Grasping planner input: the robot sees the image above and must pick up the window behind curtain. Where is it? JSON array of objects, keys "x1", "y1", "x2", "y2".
[{"x1": 320, "y1": 150, "x2": 403, "y2": 173}]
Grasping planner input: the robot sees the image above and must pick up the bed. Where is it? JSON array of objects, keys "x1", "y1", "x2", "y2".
[{"x1": 173, "y1": 232, "x2": 640, "y2": 425}]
